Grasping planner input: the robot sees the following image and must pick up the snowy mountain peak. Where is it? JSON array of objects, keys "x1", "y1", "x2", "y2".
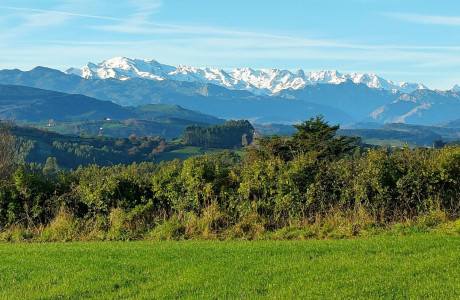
[
  {"x1": 451, "y1": 84, "x2": 460, "y2": 91},
  {"x1": 306, "y1": 70, "x2": 346, "y2": 85},
  {"x1": 66, "y1": 57, "x2": 428, "y2": 95},
  {"x1": 295, "y1": 69, "x2": 305, "y2": 77},
  {"x1": 66, "y1": 57, "x2": 175, "y2": 81}
]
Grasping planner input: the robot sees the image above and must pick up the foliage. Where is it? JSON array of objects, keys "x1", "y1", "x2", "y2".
[
  {"x1": 182, "y1": 120, "x2": 254, "y2": 148},
  {"x1": 292, "y1": 115, "x2": 359, "y2": 158},
  {"x1": 253, "y1": 115, "x2": 358, "y2": 162},
  {"x1": 0, "y1": 122, "x2": 16, "y2": 179},
  {"x1": 0, "y1": 116, "x2": 459, "y2": 241}
]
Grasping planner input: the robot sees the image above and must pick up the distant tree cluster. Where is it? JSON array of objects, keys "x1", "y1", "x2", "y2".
[
  {"x1": 182, "y1": 120, "x2": 254, "y2": 148},
  {"x1": 23, "y1": 135, "x2": 167, "y2": 169}
]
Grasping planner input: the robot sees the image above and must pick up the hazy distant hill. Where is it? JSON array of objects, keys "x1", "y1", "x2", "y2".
[
  {"x1": 0, "y1": 84, "x2": 131, "y2": 121},
  {"x1": 370, "y1": 89, "x2": 460, "y2": 125},
  {"x1": 252, "y1": 123, "x2": 297, "y2": 136},
  {"x1": 128, "y1": 104, "x2": 225, "y2": 125},
  {"x1": 437, "y1": 118, "x2": 460, "y2": 128},
  {"x1": 0, "y1": 84, "x2": 225, "y2": 139},
  {"x1": 338, "y1": 122, "x2": 460, "y2": 147},
  {"x1": 276, "y1": 81, "x2": 401, "y2": 120}
]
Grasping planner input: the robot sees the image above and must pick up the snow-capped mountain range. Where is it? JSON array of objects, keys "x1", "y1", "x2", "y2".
[
  {"x1": 1, "y1": 60, "x2": 460, "y2": 127},
  {"x1": 66, "y1": 57, "x2": 428, "y2": 95}
]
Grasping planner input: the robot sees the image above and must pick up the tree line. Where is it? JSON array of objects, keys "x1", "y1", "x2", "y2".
[{"x1": 182, "y1": 120, "x2": 254, "y2": 148}]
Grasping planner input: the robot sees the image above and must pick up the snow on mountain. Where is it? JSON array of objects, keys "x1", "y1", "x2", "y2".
[
  {"x1": 167, "y1": 65, "x2": 249, "y2": 91},
  {"x1": 227, "y1": 68, "x2": 304, "y2": 94},
  {"x1": 66, "y1": 57, "x2": 427, "y2": 95},
  {"x1": 451, "y1": 84, "x2": 460, "y2": 91},
  {"x1": 66, "y1": 57, "x2": 175, "y2": 81}
]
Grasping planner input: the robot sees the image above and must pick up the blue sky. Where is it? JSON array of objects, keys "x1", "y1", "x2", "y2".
[{"x1": 1, "y1": 0, "x2": 460, "y2": 89}]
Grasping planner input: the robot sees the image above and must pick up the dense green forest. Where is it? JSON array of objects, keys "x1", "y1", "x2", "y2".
[
  {"x1": 0, "y1": 116, "x2": 459, "y2": 241},
  {"x1": 182, "y1": 120, "x2": 254, "y2": 148}
]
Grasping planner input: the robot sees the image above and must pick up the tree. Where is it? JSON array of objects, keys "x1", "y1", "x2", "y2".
[
  {"x1": 0, "y1": 122, "x2": 16, "y2": 179},
  {"x1": 43, "y1": 157, "x2": 60, "y2": 179},
  {"x1": 253, "y1": 135, "x2": 293, "y2": 161},
  {"x1": 252, "y1": 115, "x2": 359, "y2": 162},
  {"x1": 291, "y1": 115, "x2": 359, "y2": 159}
]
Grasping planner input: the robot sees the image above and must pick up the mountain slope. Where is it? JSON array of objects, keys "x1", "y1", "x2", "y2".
[
  {"x1": 0, "y1": 84, "x2": 132, "y2": 121},
  {"x1": 370, "y1": 90, "x2": 460, "y2": 125},
  {"x1": 276, "y1": 81, "x2": 401, "y2": 120},
  {"x1": 128, "y1": 104, "x2": 225, "y2": 124}
]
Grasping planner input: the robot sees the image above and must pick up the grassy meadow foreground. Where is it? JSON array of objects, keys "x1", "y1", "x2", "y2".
[{"x1": 0, "y1": 234, "x2": 458, "y2": 299}]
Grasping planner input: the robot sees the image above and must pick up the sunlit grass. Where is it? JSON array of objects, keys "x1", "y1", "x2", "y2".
[{"x1": 0, "y1": 234, "x2": 458, "y2": 299}]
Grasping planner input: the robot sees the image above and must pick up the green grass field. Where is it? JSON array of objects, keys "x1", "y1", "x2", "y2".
[
  {"x1": 0, "y1": 234, "x2": 458, "y2": 299},
  {"x1": 363, "y1": 138, "x2": 417, "y2": 147},
  {"x1": 154, "y1": 146, "x2": 219, "y2": 162}
]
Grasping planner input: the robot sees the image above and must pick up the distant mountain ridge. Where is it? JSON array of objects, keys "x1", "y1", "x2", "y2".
[
  {"x1": 2, "y1": 64, "x2": 460, "y2": 127},
  {"x1": 0, "y1": 67, "x2": 355, "y2": 124},
  {"x1": 66, "y1": 57, "x2": 428, "y2": 95}
]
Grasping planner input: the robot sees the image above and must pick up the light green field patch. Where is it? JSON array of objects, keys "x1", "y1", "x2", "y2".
[
  {"x1": 363, "y1": 138, "x2": 416, "y2": 147},
  {"x1": 169, "y1": 146, "x2": 203, "y2": 154}
]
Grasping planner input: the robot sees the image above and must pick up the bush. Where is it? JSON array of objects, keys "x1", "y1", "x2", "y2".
[
  {"x1": 149, "y1": 216, "x2": 186, "y2": 241},
  {"x1": 225, "y1": 213, "x2": 266, "y2": 240},
  {"x1": 40, "y1": 207, "x2": 80, "y2": 242},
  {"x1": 0, "y1": 225, "x2": 34, "y2": 242},
  {"x1": 106, "y1": 208, "x2": 134, "y2": 241}
]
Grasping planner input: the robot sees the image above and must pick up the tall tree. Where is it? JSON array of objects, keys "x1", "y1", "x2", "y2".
[
  {"x1": 253, "y1": 115, "x2": 359, "y2": 162},
  {"x1": 291, "y1": 115, "x2": 359, "y2": 159}
]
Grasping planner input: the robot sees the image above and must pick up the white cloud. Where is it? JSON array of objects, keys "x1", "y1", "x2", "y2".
[
  {"x1": 384, "y1": 12, "x2": 460, "y2": 26},
  {"x1": 129, "y1": 0, "x2": 163, "y2": 17},
  {"x1": 0, "y1": 5, "x2": 125, "y2": 22}
]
